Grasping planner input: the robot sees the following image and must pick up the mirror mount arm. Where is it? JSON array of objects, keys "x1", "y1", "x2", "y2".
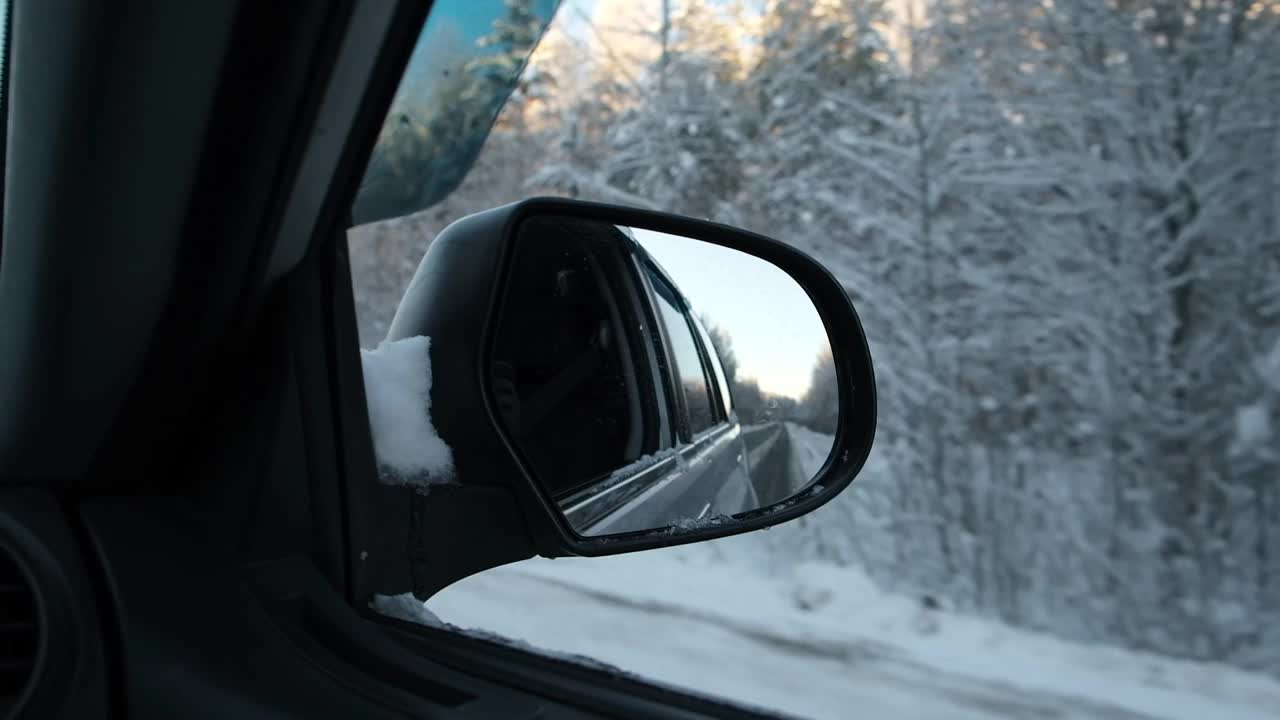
[
  {"x1": 349, "y1": 481, "x2": 536, "y2": 602},
  {"x1": 406, "y1": 485, "x2": 534, "y2": 601},
  {"x1": 361, "y1": 204, "x2": 566, "y2": 602}
]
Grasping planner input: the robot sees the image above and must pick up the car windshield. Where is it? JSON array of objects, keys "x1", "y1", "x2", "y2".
[
  {"x1": 351, "y1": 0, "x2": 559, "y2": 226},
  {"x1": 350, "y1": 1, "x2": 1280, "y2": 718}
]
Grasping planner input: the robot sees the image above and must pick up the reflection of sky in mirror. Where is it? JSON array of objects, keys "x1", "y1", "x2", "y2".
[{"x1": 631, "y1": 228, "x2": 830, "y2": 399}]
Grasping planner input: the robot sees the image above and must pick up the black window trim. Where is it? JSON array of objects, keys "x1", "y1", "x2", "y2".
[
  {"x1": 595, "y1": 240, "x2": 674, "y2": 457},
  {"x1": 644, "y1": 260, "x2": 721, "y2": 438},
  {"x1": 633, "y1": 256, "x2": 692, "y2": 443},
  {"x1": 548, "y1": 238, "x2": 668, "y2": 497},
  {"x1": 688, "y1": 308, "x2": 731, "y2": 424}
]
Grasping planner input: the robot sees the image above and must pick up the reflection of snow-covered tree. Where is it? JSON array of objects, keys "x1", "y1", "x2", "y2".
[
  {"x1": 797, "y1": 349, "x2": 838, "y2": 434},
  {"x1": 702, "y1": 318, "x2": 776, "y2": 424}
]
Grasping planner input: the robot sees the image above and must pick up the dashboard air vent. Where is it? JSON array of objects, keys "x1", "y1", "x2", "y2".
[{"x1": 0, "y1": 547, "x2": 39, "y2": 716}]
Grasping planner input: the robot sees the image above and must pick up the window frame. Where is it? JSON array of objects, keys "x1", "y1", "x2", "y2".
[
  {"x1": 675, "y1": 304, "x2": 727, "y2": 435},
  {"x1": 690, "y1": 311, "x2": 733, "y2": 422},
  {"x1": 559, "y1": 233, "x2": 674, "y2": 489},
  {"x1": 608, "y1": 243, "x2": 678, "y2": 453},
  {"x1": 640, "y1": 259, "x2": 720, "y2": 441},
  {"x1": 629, "y1": 255, "x2": 688, "y2": 443}
]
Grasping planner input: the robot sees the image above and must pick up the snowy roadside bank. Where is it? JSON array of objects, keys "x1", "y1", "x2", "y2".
[{"x1": 430, "y1": 553, "x2": 1280, "y2": 720}]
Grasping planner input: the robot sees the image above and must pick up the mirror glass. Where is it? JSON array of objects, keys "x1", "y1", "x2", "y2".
[{"x1": 489, "y1": 215, "x2": 837, "y2": 537}]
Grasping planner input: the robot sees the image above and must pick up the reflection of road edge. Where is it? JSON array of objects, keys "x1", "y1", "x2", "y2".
[
  {"x1": 486, "y1": 569, "x2": 1165, "y2": 720},
  {"x1": 784, "y1": 427, "x2": 811, "y2": 495},
  {"x1": 585, "y1": 424, "x2": 740, "y2": 536},
  {"x1": 748, "y1": 425, "x2": 810, "y2": 507},
  {"x1": 744, "y1": 425, "x2": 782, "y2": 476}
]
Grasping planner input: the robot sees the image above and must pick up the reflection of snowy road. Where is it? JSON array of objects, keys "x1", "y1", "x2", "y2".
[
  {"x1": 430, "y1": 554, "x2": 1280, "y2": 720},
  {"x1": 740, "y1": 422, "x2": 833, "y2": 506},
  {"x1": 785, "y1": 422, "x2": 836, "y2": 478}
]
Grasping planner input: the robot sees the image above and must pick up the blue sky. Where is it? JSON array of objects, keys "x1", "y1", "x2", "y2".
[{"x1": 634, "y1": 228, "x2": 831, "y2": 400}]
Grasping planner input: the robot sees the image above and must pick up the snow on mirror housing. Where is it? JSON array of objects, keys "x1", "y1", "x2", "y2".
[{"x1": 384, "y1": 198, "x2": 875, "y2": 558}]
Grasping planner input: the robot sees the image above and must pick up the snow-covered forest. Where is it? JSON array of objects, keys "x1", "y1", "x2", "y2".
[{"x1": 349, "y1": 0, "x2": 1280, "y2": 680}]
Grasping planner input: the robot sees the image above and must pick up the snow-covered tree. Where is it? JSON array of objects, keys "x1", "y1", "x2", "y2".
[{"x1": 347, "y1": 0, "x2": 1280, "y2": 676}]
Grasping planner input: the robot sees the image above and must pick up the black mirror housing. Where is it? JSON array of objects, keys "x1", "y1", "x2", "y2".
[{"x1": 377, "y1": 198, "x2": 876, "y2": 595}]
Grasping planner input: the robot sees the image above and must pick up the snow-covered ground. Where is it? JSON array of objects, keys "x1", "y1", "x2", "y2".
[
  {"x1": 421, "y1": 424, "x2": 1280, "y2": 720},
  {"x1": 786, "y1": 422, "x2": 836, "y2": 478},
  {"x1": 429, "y1": 552, "x2": 1280, "y2": 720},
  {"x1": 341, "y1": 370, "x2": 1276, "y2": 720}
]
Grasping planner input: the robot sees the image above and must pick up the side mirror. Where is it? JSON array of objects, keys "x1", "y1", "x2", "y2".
[{"x1": 375, "y1": 198, "x2": 875, "y2": 591}]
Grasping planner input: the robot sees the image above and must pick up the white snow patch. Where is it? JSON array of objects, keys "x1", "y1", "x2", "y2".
[
  {"x1": 371, "y1": 592, "x2": 637, "y2": 678},
  {"x1": 670, "y1": 514, "x2": 734, "y2": 532},
  {"x1": 360, "y1": 336, "x2": 455, "y2": 488},
  {"x1": 370, "y1": 593, "x2": 444, "y2": 627},
  {"x1": 1230, "y1": 403, "x2": 1271, "y2": 456},
  {"x1": 608, "y1": 445, "x2": 684, "y2": 482}
]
